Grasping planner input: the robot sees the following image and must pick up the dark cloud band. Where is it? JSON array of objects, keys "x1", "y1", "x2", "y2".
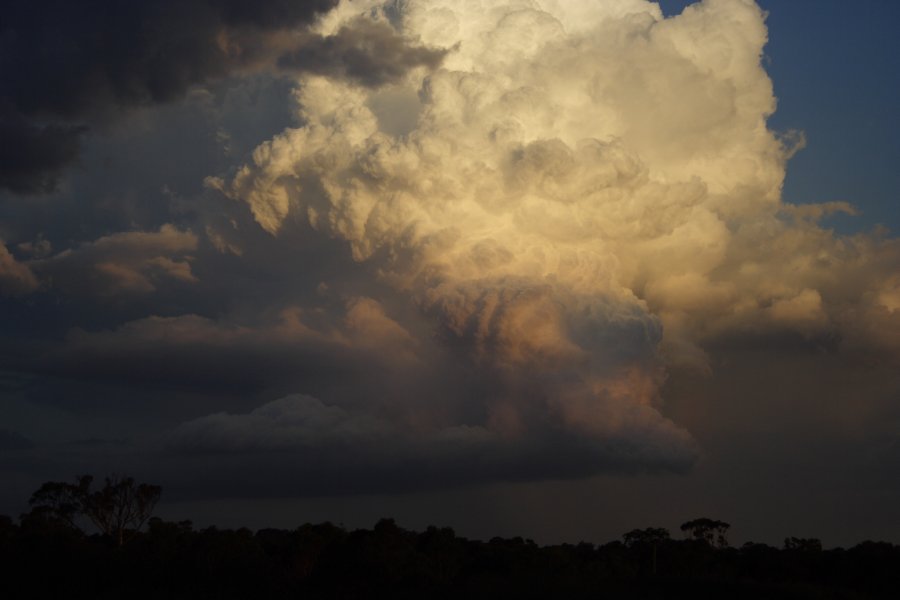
[{"x1": 0, "y1": 0, "x2": 338, "y2": 194}]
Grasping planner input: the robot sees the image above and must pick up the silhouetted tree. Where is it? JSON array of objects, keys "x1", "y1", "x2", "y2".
[
  {"x1": 27, "y1": 474, "x2": 93, "y2": 530},
  {"x1": 623, "y1": 527, "x2": 670, "y2": 547},
  {"x1": 4, "y1": 506, "x2": 900, "y2": 599},
  {"x1": 12, "y1": 478, "x2": 900, "y2": 600},
  {"x1": 623, "y1": 527, "x2": 670, "y2": 575},
  {"x1": 784, "y1": 537, "x2": 822, "y2": 552},
  {"x1": 27, "y1": 474, "x2": 161, "y2": 546},
  {"x1": 680, "y1": 518, "x2": 730, "y2": 548},
  {"x1": 84, "y1": 474, "x2": 161, "y2": 546}
]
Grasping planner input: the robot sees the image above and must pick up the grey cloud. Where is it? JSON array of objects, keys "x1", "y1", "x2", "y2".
[
  {"x1": 0, "y1": 0, "x2": 452, "y2": 195},
  {"x1": 169, "y1": 394, "x2": 395, "y2": 452},
  {"x1": 25, "y1": 298, "x2": 428, "y2": 405},
  {"x1": 2, "y1": 0, "x2": 337, "y2": 117},
  {"x1": 277, "y1": 19, "x2": 447, "y2": 87},
  {"x1": 212, "y1": 0, "x2": 339, "y2": 30},
  {"x1": 0, "y1": 0, "x2": 338, "y2": 194},
  {"x1": 0, "y1": 241, "x2": 39, "y2": 296},
  {"x1": 161, "y1": 393, "x2": 696, "y2": 498},
  {"x1": 0, "y1": 110, "x2": 84, "y2": 194},
  {"x1": 0, "y1": 428, "x2": 34, "y2": 452},
  {"x1": 32, "y1": 225, "x2": 198, "y2": 296},
  {"x1": 5, "y1": 289, "x2": 697, "y2": 494}
]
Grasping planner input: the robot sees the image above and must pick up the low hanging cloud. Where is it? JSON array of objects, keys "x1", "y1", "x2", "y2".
[
  {"x1": 26, "y1": 286, "x2": 696, "y2": 488},
  {"x1": 31, "y1": 225, "x2": 199, "y2": 296},
  {"x1": 163, "y1": 393, "x2": 695, "y2": 496},
  {"x1": 170, "y1": 394, "x2": 396, "y2": 452},
  {"x1": 41, "y1": 297, "x2": 424, "y2": 396}
]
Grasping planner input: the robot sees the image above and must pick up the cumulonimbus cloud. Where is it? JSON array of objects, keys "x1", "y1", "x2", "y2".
[
  {"x1": 8, "y1": 0, "x2": 896, "y2": 500},
  {"x1": 199, "y1": 0, "x2": 900, "y2": 489}
]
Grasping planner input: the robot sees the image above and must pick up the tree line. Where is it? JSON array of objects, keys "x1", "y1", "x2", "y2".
[{"x1": 3, "y1": 474, "x2": 899, "y2": 598}]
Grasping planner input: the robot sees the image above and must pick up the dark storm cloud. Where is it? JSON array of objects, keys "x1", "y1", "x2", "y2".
[
  {"x1": 0, "y1": 428, "x2": 33, "y2": 451},
  {"x1": 2, "y1": 0, "x2": 338, "y2": 116},
  {"x1": 31, "y1": 312, "x2": 384, "y2": 397},
  {"x1": 0, "y1": 0, "x2": 336, "y2": 194},
  {"x1": 0, "y1": 394, "x2": 694, "y2": 502},
  {"x1": 0, "y1": 240, "x2": 39, "y2": 295},
  {"x1": 7, "y1": 294, "x2": 432, "y2": 410},
  {"x1": 277, "y1": 19, "x2": 447, "y2": 87},
  {"x1": 0, "y1": 293, "x2": 696, "y2": 498},
  {"x1": 158, "y1": 397, "x2": 696, "y2": 499},
  {"x1": 157, "y1": 415, "x2": 696, "y2": 498},
  {"x1": 0, "y1": 109, "x2": 84, "y2": 194},
  {"x1": 211, "y1": 0, "x2": 340, "y2": 29}
]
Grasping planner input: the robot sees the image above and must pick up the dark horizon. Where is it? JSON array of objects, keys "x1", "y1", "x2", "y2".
[{"x1": 6, "y1": 479, "x2": 900, "y2": 599}]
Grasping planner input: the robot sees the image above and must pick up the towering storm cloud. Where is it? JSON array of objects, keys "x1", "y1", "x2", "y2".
[
  {"x1": 207, "y1": 0, "x2": 788, "y2": 476},
  {"x1": 202, "y1": 0, "x2": 898, "y2": 484},
  {"x1": 2, "y1": 0, "x2": 898, "y2": 511}
]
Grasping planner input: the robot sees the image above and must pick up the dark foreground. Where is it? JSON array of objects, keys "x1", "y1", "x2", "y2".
[{"x1": 2, "y1": 516, "x2": 898, "y2": 599}]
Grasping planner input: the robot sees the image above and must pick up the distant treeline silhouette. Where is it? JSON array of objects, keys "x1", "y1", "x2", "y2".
[{"x1": 3, "y1": 475, "x2": 899, "y2": 599}]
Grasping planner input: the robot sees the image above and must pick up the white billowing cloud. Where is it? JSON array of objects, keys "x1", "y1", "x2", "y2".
[
  {"x1": 32, "y1": 225, "x2": 199, "y2": 295},
  {"x1": 212, "y1": 0, "x2": 899, "y2": 478}
]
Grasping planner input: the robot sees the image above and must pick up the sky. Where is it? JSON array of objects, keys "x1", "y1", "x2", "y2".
[{"x1": 0, "y1": 0, "x2": 898, "y2": 548}]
